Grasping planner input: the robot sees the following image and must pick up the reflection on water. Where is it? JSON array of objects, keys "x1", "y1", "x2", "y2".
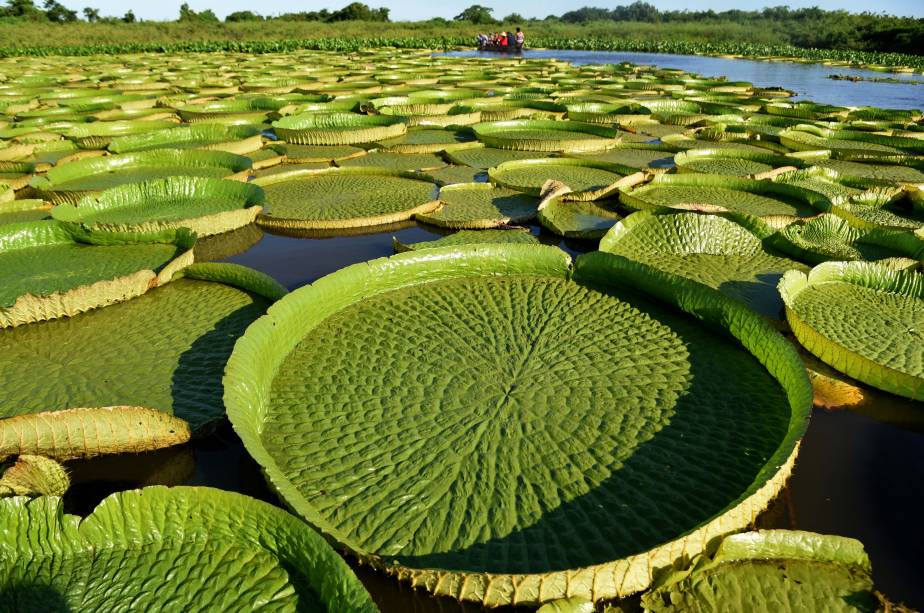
[{"x1": 442, "y1": 50, "x2": 924, "y2": 110}]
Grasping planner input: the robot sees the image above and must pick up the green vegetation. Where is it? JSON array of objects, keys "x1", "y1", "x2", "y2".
[
  {"x1": 0, "y1": 47, "x2": 921, "y2": 610},
  {"x1": 0, "y1": 1, "x2": 921, "y2": 69}
]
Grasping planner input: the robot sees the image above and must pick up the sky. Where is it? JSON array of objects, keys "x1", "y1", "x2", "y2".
[{"x1": 58, "y1": 0, "x2": 924, "y2": 22}]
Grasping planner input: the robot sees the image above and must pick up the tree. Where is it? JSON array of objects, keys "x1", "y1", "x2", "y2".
[
  {"x1": 454, "y1": 4, "x2": 497, "y2": 25},
  {"x1": 503, "y1": 13, "x2": 524, "y2": 23},
  {"x1": 82, "y1": 6, "x2": 99, "y2": 21},
  {"x1": 178, "y1": 2, "x2": 218, "y2": 23},
  {"x1": 2, "y1": 0, "x2": 45, "y2": 19},
  {"x1": 122, "y1": 9, "x2": 135, "y2": 23},
  {"x1": 225, "y1": 10, "x2": 262, "y2": 22},
  {"x1": 327, "y1": 3, "x2": 389, "y2": 22},
  {"x1": 43, "y1": 0, "x2": 77, "y2": 22}
]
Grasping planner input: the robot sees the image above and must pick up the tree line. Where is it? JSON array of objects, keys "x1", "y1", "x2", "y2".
[{"x1": 0, "y1": 1, "x2": 921, "y2": 56}]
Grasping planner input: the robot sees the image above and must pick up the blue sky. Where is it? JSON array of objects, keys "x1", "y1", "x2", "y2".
[{"x1": 62, "y1": 1, "x2": 924, "y2": 21}]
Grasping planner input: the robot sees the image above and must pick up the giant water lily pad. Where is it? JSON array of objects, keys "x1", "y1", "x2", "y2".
[
  {"x1": 30, "y1": 149, "x2": 252, "y2": 205},
  {"x1": 255, "y1": 167, "x2": 438, "y2": 231},
  {"x1": 225, "y1": 245, "x2": 811, "y2": 607},
  {"x1": 772, "y1": 214, "x2": 924, "y2": 265},
  {"x1": 336, "y1": 151, "x2": 447, "y2": 172},
  {"x1": 621, "y1": 174, "x2": 824, "y2": 219},
  {"x1": 273, "y1": 112, "x2": 406, "y2": 145},
  {"x1": 0, "y1": 486, "x2": 376, "y2": 611},
  {"x1": 445, "y1": 145, "x2": 552, "y2": 169},
  {"x1": 673, "y1": 147, "x2": 805, "y2": 177},
  {"x1": 373, "y1": 128, "x2": 477, "y2": 153},
  {"x1": 393, "y1": 228, "x2": 538, "y2": 252},
  {"x1": 107, "y1": 124, "x2": 263, "y2": 155},
  {"x1": 0, "y1": 199, "x2": 51, "y2": 226},
  {"x1": 489, "y1": 158, "x2": 633, "y2": 200},
  {"x1": 601, "y1": 211, "x2": 808, "y2": 320},
  {"x1": 0, "y1": 263, "x2": 285, "y2": 432},
  {"x1": 0, "y1": 222, "x2": 195, "y2": 327},
  {"x1": 51, "y1": 176, "x2": 264, "y2": 237},
  {"x1": 641, "y1": 530, "x2": 880, "y2": 612},
  {"x1": 780, "y1": 261, "x2": 924, "y2": 400},
  {"x1": 416, "y1": 182, "x2": 538, "y2": 229},
  {"x1": 65, "y1": 119, "x2": 179, "y2": 149},
  {"x1": 271, "y1": 143, "x2": 367, "y2": 163},
  {"x1": 473, "y1": 120, "x2": 620, "y2": 153}
]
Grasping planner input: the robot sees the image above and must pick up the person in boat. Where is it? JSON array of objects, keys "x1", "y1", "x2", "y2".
[
  {"x1": 499, "y1": 31, "x2": 509, "y2": 50},
  {"x1": 515, "y1": 27, "x2": 525, "y2": 52}
]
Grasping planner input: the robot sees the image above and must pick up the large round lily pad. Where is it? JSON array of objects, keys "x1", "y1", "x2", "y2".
[
  {"x1": 0, "y1": 486, "x2": 376, "y2": 612},
  {"x1": 273, "y1": 112, "x2": 406, "y2": 145},
  {"x1": 225, "y1": 245, "x2": 811, "y2": 607},
  {"x1": 489, "y1": 158, "x2": 631, "y2": 200},
  {"x1": 51, "y1": 176, "x2": 264, "y2": 237},
  {"x1": 416, "y1": 182, "x2": 538, "y2": 229},
  {"x1": 0, "y1": 222, "x2": 195, "y2": 328},
  {"x1": 107, "y1": 124, "x2": 263, "y2": 155},
  {"x1": 780, "y1": 261, "x2": 924, "y2": 400},
  {"x1": 255, "y1": 167, "x2": 439, "y2": 231},
  {"x1": 446, "y1": 146, "x2": 552, "y2": 169},
  {"x1": 393, "y1": 228, "x2": 538, "y2": 253},
  {"x1": 29, "y1": 149, "x2": 252, "y2": 205},
  {"x1": 0, "y1": 263, "x2": 285, "y2": 432},
  {"x1": 601, "y1": 211, "x2": 808, "y2": 320},
  {"x1": 473, "y1": 120, "x2": 620, "y2": 153},
  {"x1": 621, "y1": 174, "x2": 823, "y2": 219}
]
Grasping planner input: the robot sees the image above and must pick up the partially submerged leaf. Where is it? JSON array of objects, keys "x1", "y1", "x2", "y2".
[
  {"x1": 0, "y1": 486, "x2": 377, "y2": 611},
  {"x1": 0, "y1": 455, "x2": 69, "y2": 497},
  {"x1": 642, "y1": 530, "x2": 879, "y2": 612}
]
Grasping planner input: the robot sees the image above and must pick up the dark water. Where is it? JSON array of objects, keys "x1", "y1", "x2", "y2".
[
  {"x1": 63, "y1": 52, "x2": 924, "y2": 611},
  {"x1": 443, "y1": 49, "x2": 924, "y2": 111}
]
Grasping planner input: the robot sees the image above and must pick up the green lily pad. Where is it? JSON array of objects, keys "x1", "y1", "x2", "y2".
[
  {"x1": 489, "y1": 158, "x2": 632, "y2": 200},
  {"x1": 273, "y1": 112, "x2": 406, "y2": 145},
  {"x1": 271, "y1": 143, "x2": 367, "y2": 163},
  {"x1": 0, "y1": 199, "x2": 51, "y2": 226},
  {"x1": 373, "y1": 128, "x2": 477, "y2": 153},
  {"x1": 573, "y1": 147, "x2": 675, "y2": 170},
  {"x1": 445, "y1": 145, "x2": 552, "y2": 169},
  {"x1": 621, "y1": 174, "x2": 823, "y2": 219},
  {"x1": 0, "y1": 222, "x2": 195, "y2": 327},
  {"x1": 30, "y1": 149, "x2": 253, "y2": 205},
  {"x1": 65, "y1": 119, "x2": 179, "y2": 149},
  {"x1": 336, "y1": 151, "x2": 447, "y2": 171},
  {"x1": 0, "y1": 486, "x2": 376, "y2": 611},
  {"x1": 473, "y1": 120, "x2": 620, "y2": 153},
  {"x1": 601, "y1": 210, "x2": 807, "y2": 320},
  {"x1": 255, "y1": 167, "x2": 439, "y2": 231},
  {"x1": 225, "y1": 244, "x2": 810, "y2": 607},
  {"x1": 51, "y1": 177, "x2": 264, "y2": 237},
  {"x1": 538, "y1": 197, "x2": 623, "y2": 239},
  {"x1": 780, "y1": 261, "x2": 924, "y2": 400},
  {"x1": 772, "y1": 214, "x2": 924, "y2": 265},
  {"x1": 642, "y1": 530, "x2": 879, "y2": 613},
  {"x1": 0, "y1": 263, "x2": 284, "y2": 432},
  {"x1": 420, "y1": 164, "x2": 485, "y2": 186},
  {"x1": 393, "y1": 228, "x2": 538, "y2": 252},
  {"x1": 416, "y1": 182, "x2": 538, "y2": 229},
  {"x1": 108, "y1": 124, "x2": 263, "y2": 155}
]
